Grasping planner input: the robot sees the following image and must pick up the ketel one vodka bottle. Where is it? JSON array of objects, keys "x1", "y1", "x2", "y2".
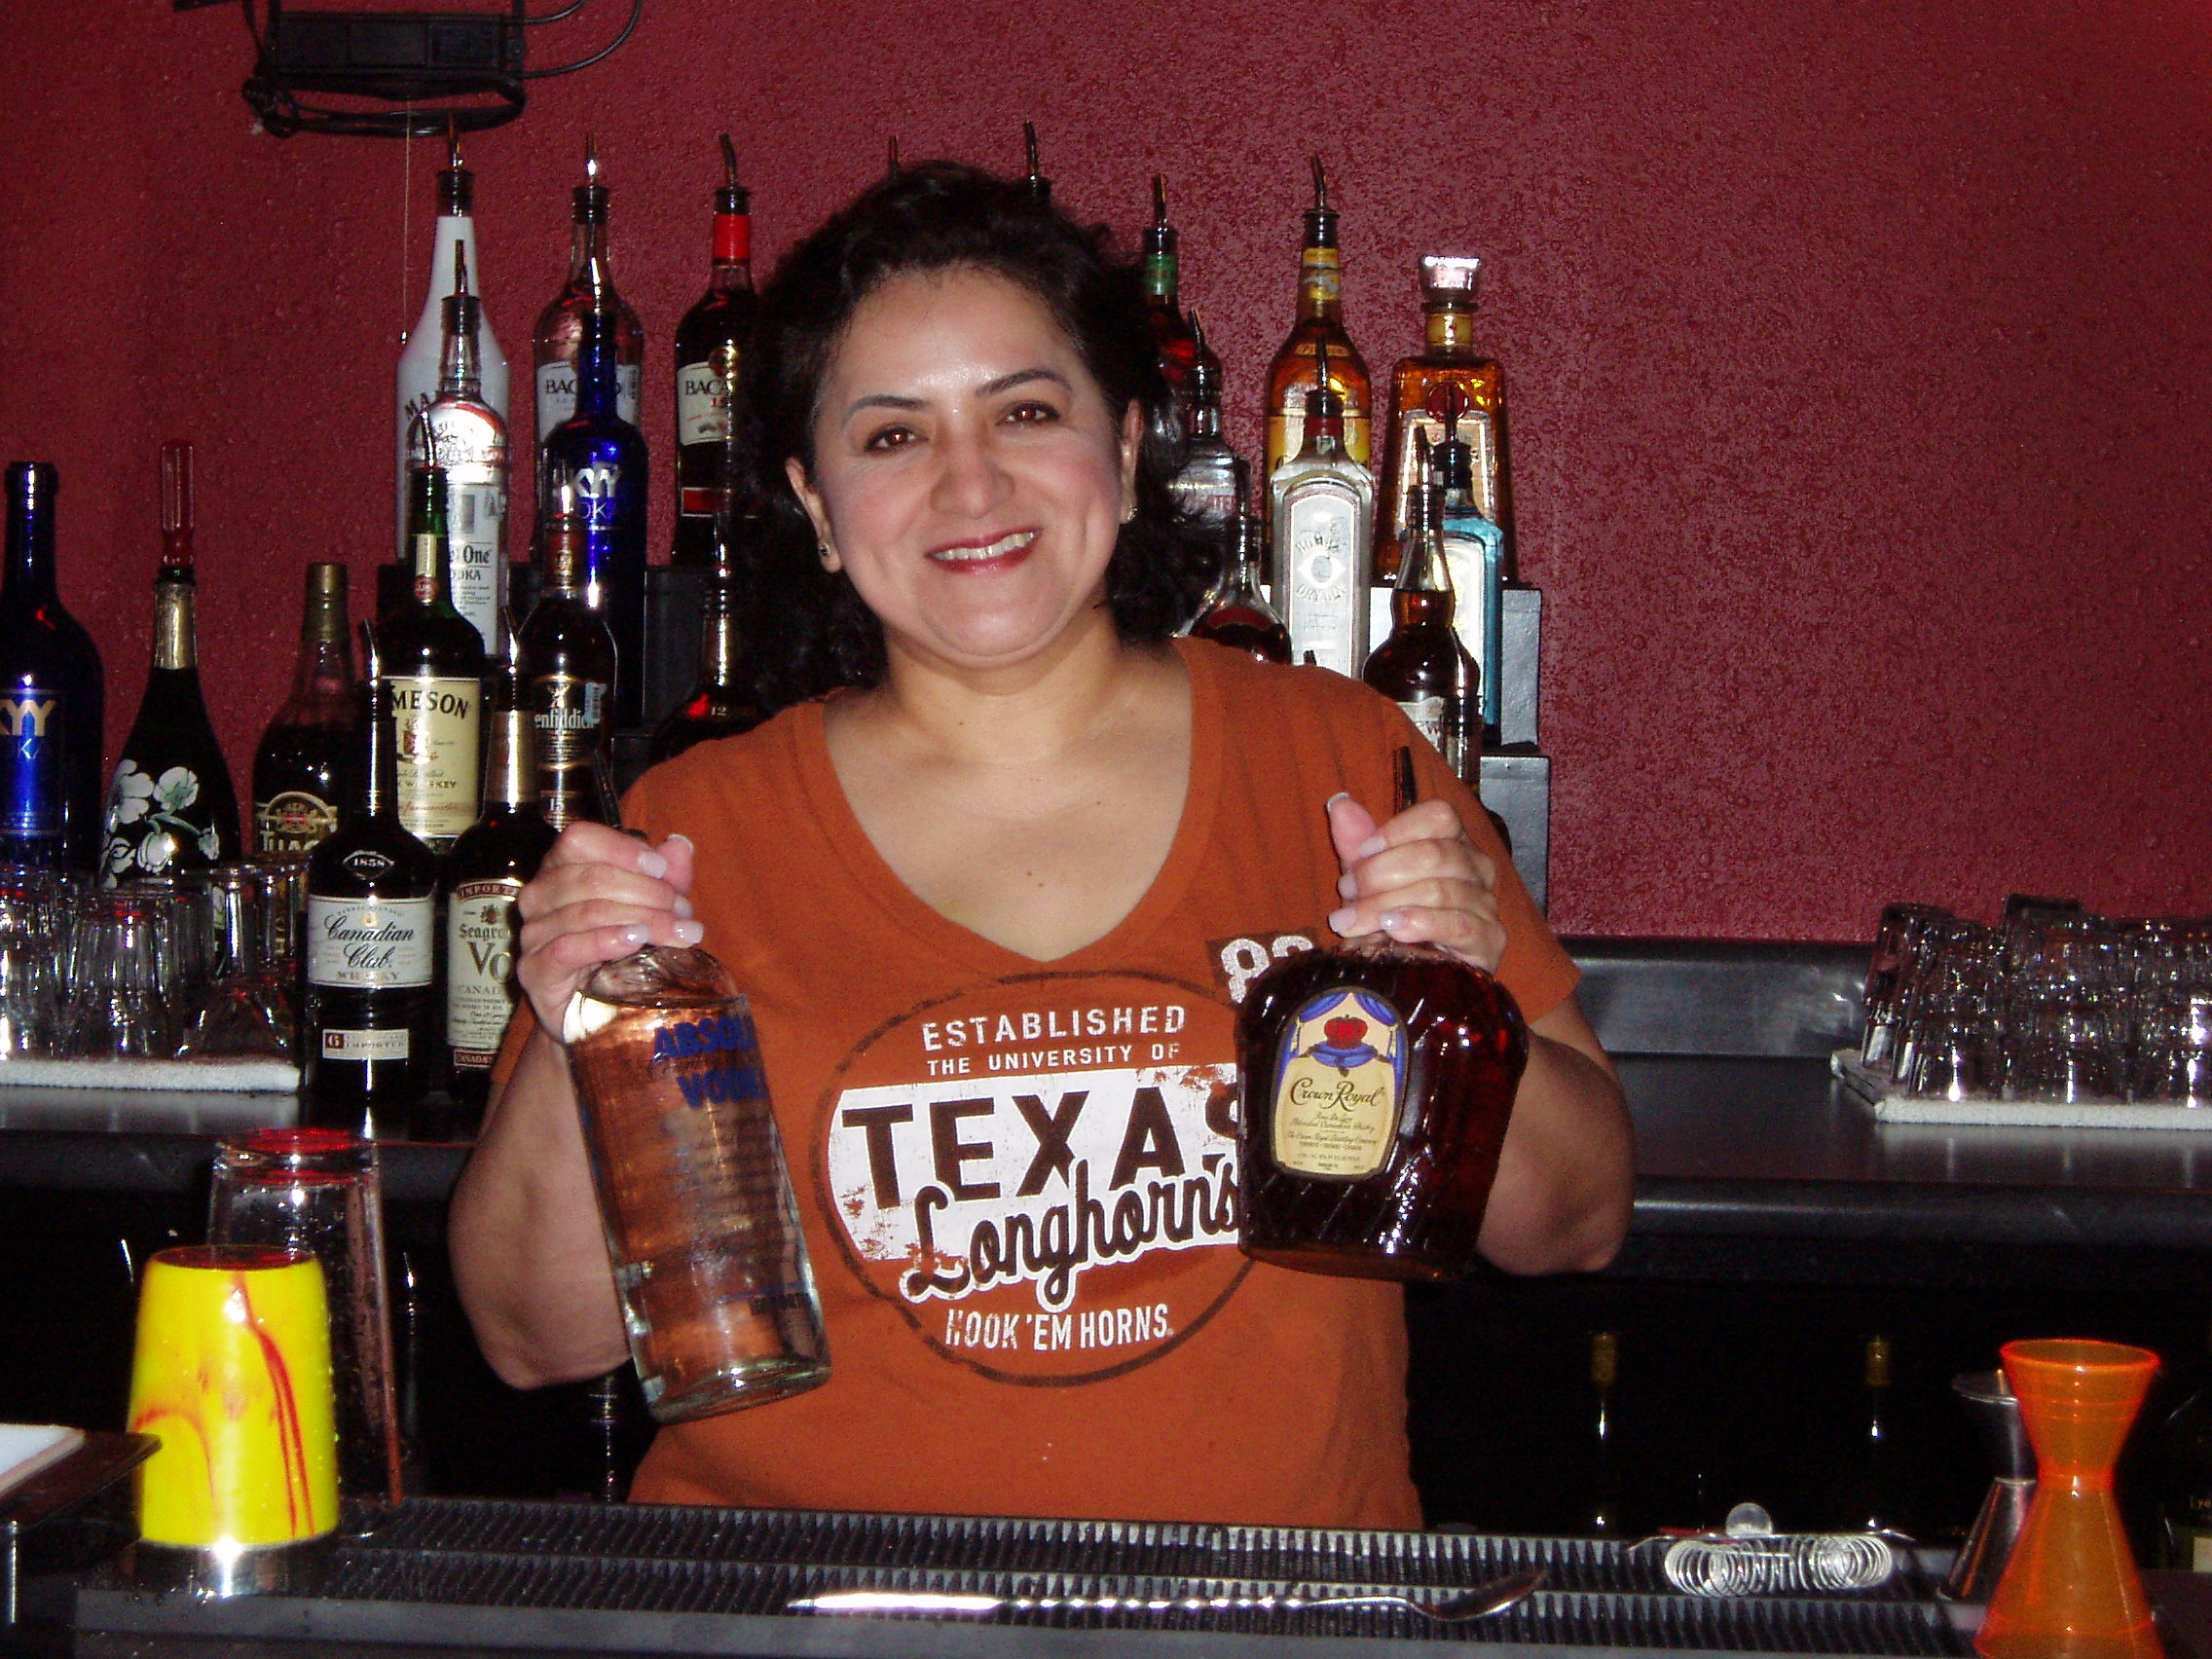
[
  {"x1": 304, "y1": 627, "x2": 439, "y2": 1132},
  {"x1": 563, "y1": 945, "x2": 830, "y2": 1420},
  {"x1": 405, "y1": 243, "x2": 509, "y2": 650},
  {"x1": 252, "y1": 563, "x2": 354, "y2": 857},
  {"x1": 442, "y1": 621, "x2": 555, "y2": 1119},
  {"x1": 533, "y1": 133, "x2": 644, "y2": 445},
  {"x1": 396, "y1": 128, "x2": 509, "y2": 561},
  {"x1": 0, "y1": 462, "x2": 104, "y2": 872},
  {"x1": 671, "y1": 135, "x2": 756, "y2": 571},
  {"x1": 1237, "y1": 749, "x2": 1528, "y2": 1280},
  {"x1": 519, "y1": 464, "x2": 619, "y2": 830},
  {"x1": 384, "y1": 461, "x2": 485, "y2": 853},
  {"x1": 1270, "y1": 340, "x2": 1375, "y2": 677}
]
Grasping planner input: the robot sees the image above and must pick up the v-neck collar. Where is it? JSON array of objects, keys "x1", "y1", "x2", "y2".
[{"x1": 790, "y1": 638, "x2": 1226, "y2": 979}]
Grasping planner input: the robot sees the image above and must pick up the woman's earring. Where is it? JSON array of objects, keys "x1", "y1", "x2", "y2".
[{"x1": 818, "y1": 541, "x2": 839, "y2": 571}]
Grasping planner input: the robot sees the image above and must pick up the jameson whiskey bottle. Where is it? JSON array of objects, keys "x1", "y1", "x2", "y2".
[
  {"x1": 1263, "y1": 159, "x2": 1372, "y2": 489},
  {"x1": 1141, "y1": 175, "x2": 1200, "y2": 436},
  {"x1": 671, "y1": 135, "x2": 756, "y2": 570},
  {"x1": 1237, "y1": 750, "x2": 1528, "y2": 1279},
  {"x1": 521, "y1": 465, "x2": 618, "y2": 830},
  {"x1": 649, "y1": 554, "x2": 762, "y2": 762},
  {"x1": 1190, "y1": 469, "x2": 1290, "y2": 665},
  {"x1": 397, "y1": 128, "x2": 509, "y2": 561},
  {"x1": 0, "y1": 462, "x2": 104, "y2": 872},
  {"x1": 406, "y1": 244, "x2": 508, "y2": 648},
  {"x1": 1374, "y1": 256, "x2": 1509, "y2": 582},
  {"x1": 384, "y1": 463, "x2": 485, "y2": 852},
  {"x1": 443, "y1": 623, "x2": 556, "y2": 1117},
  {"x1": 102, "y1": 441, "x2": 242, "y2": 882},
  {"x1": 533, "y1": 133, "x2": 645, "y2": 443},
  {"x1": 304, "y1": 628, "x2": 438, "y2": 1131},
  {"x1": 1363, "y1": 434, "x2": 1474, "y2": 776},
  {"x1": 1270, "y1": 341, "x2": 1375, "y2": 677},
  {"x1": 252, "y1": 563, "x2": 354, "y2": 857}
]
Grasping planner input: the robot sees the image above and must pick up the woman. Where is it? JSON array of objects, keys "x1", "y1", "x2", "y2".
[{"x1": 451, "y1": 163, "x2": 1632, "y2": 1529}]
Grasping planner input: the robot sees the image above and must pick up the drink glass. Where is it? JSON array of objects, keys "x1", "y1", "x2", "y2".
[
  {"x1": 2130, "y1": 931, "x2": 2212, "y2": 1106},
  {"x1": 0, "y1": 868, "x2": 60, "y2": 1055},
  {"x1": 208, "y1": 1128, "x2": 403, "y2": 1504},
  {"x1": 1899, "y1": 924, "x2": 2003, "y2": 1101},
  {"x1": 1862, "y1": 903, "x2": 1951, "y2": 1070},
  {"x1": 126, "y1": 1243, "x2": 338, "y2": 1595},
  {"x1": 564, "y1": 946, "x2": 830, "y2": 1422},
  {"x1": 58, "y1": 888, "x2": 175, "y2": 1057},
  {"x1": 2006, "y1": 917, "x2": 2125, "y2": 1103}
]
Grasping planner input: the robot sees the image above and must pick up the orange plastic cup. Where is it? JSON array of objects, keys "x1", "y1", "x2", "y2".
[
  {"x1": 1977, "y1": 1339, "x2": 2161, "y2": 1659},
  {"x1": 126, "y1": 1244, "x2": 339, "y2": 1549}
]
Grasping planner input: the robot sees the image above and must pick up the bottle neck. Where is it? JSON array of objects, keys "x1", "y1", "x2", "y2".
[
  {"x1": 701, "y1": 578, "x2": 741, "y2": 685},
  {"x1": 152, "y1": 578, "x2": 197, "y2": 673},
  {"x1": 1226, "y1": 518, "x2": 1267, "y2": 598},
  {"x1": 567, "y1": 208, "x2": 612, "y2": 293},
  {"x1": 3, "y1": 474, "x2": 56, "y2": 600},
  {"x1": 1188, "y1": 395, "x2": 1224, "y2": 442},
  {"x1": 439, "y1": 297, "x2": 484, "y2": 399},
  {"x1": 355, "y1": 679, "x2": 394, "y2": 817},
  {"x1": 574, "y1": 319, "x2": 617, "y2": 418},
  {"x1": 1297, "y1": 209, "x2": 1343, "y2": 322},
  {"x1": 1142, "y1": 236, "x2": 1180, "y2": 309},
  {"x1": 482, "y1": 689, "x2": 538, "y2": 808},
  {"x1": 407, "y1": 473, "x2": 453, "y2": 608},
  {"x1": 543, "y1": 526, "x2": 586, "y2": 596},
  {"x1": 1298, "y1": 413, "x2": 1346, "y2": 460},
  {"x1": 1423, "y1": 304, "x2": 1478, "y2": 359},
  {"x1": 710, "y1": 211, "x2": 754, "y2": 290}
]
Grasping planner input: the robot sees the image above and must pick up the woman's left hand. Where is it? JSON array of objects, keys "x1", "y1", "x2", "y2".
[{"x1": 1324, "y1": 793, "x2": 1507, "y2": 974}]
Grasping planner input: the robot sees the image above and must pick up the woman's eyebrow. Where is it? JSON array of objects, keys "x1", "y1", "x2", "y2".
[
  {"x1": 977, "y1": 367, "x2": 1070, "y2": 398},
  {"x1": 842, "y1": 392, "x2": 926, "y2": 420}
]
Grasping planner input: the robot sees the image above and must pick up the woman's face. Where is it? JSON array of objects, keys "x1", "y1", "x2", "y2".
[{"x1": 789, "y1": 266, "x2": 1141, "y2": 676}]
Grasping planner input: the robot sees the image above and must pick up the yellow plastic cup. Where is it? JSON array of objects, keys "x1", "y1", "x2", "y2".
[{"x1": 126, "y1": 1244, "x2": 339, "y2": 1549}]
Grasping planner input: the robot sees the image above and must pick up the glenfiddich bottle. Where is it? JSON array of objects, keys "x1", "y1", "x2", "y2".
[
  {"x1": 1374, "y1": 256, "x2": 1508, "y2": 583},
  {"x1": 649, "y1": 554, "x2": 762, "y2": 762},
  {"x1": 1363, "y1": 435, "x2": 1474, "y2": 776},
  {"x1": 1141, "y1": 175, "x2": 1199, "y2": 438},
  {"x1": 396, "y1": 129, "x2": 508, "y2": 561},
  {"x1": 101, "y1": 441, "x2": 242, "y2": 882},
  {"x1": 533, "y1": 133, "x2": 645, "y2": 444},
  {"x1": 1269, "y1": 341, "x2": 1375, "y2": 677},
  {"x1": 0, "y1": 462, "x2": 104, "y2": 872},
  {"x1": 520, "y1": 465, "x2": 618, "y2": 830},
  {"x1": 1263, "y1": 159, "x2": 1372, "y2": 488},
  {"x1": 253, "y1": 563, "x2": 354, "y2": 857},
  {"x1": 407, "y1": 244, "x2": 509, "y2": 648},
  {"x1": 671, "y1": 135, "x2": 756, "y2": 570},
  {"x1": 1190, "y1": 471, "x2": 1290, "y2": 665},
  {"x1": 443, "y1": 622, "x2": 556, "y2": 1116},
  {"x1": 304, "y1": 628, "x2": 439, "y2": 1132},
  {"x1": 383, "y1": 462, "x2": 485, "y2": 852},
  {"x1": 1237, "y1": 750, "x2": 1528, "y2": 1279},
  {"x1": 1168, "y1": 313, "x2": 1241, "y2": 529}
]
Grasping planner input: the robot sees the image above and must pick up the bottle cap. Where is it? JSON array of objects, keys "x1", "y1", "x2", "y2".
[
  {"x1": 437, "y1": 119, "x2": 473, "y2": 216},
  {"x1": 1419, "y1": 255, "x2": 1483, "y2": 308}
]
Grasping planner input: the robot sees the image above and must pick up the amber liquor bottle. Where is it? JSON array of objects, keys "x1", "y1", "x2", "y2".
[
  {"x1": 533, "y1": 133, "x2": 645, "y2": 446},
  {"x1": 520, "y1": 466, "x2": 618, "y2": 830},
  {"x1": 671, "y1": 135, "x2": 756, "y2": 570},
  {"x1": 650, "y1": 554, "x2": 763, "y2": 762},
  {"x1": 253, "y1": 563, "x2": 354, "y2": 857},
  {"x1": 1190, "y1": 469, "x2": 1290, "y2": 665},
  {"x1": 1374, "y1": 256, "x2": 1509, "y2": 582},
  {"x1": 303, "y1": 628, "x2": 439, "y2": 1134},
  {"x1": 1263, "y1": 159, "x2": 1372, "y2": 489},
  {"x1": 1237, "y1": 750, "x2": 1528, "y2": 1280},
  {"x1": 443, "y1": 623, "x2": 556, "y2": 1118},
  {"x1": 1362, "y1": 436, "x2": 1474, "y2": 776}
]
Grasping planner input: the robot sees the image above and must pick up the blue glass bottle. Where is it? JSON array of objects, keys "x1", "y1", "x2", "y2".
[
  {"x1": 1433, "y1": 428, "x2": 1507, "y2": 748},
  {"x1": 0, "y1": 463, "x2": 105, "y2": 871},
  {"x1": 539, "y1": 303, "x2": 648, "y2": 724}
]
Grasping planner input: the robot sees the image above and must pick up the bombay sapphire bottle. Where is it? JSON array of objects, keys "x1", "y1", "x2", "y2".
[{"x1": 539, "y1": 303, "x2": 648, "y2": 725}]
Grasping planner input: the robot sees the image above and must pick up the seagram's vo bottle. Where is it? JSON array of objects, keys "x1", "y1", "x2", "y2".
[{"x1": 563, "y1": 945, "x2": 830, "y2": 1421}]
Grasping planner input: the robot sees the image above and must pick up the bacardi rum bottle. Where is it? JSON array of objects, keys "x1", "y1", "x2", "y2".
[
  {"x1": 533, "y1": 133, "x2": 644, "y2": 444},
  {"x1": 671, "y1": 135, "x2": 756, "y2": 570}
]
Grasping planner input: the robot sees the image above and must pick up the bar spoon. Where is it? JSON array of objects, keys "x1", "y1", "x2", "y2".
[{"x1": 787, "y1": 1567, "x2": 1545, "y2": 1623}]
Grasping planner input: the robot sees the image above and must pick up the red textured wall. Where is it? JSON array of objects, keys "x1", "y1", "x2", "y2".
[{"x1": 3, "y1": 0, "x2": 2207, "y2": 939}]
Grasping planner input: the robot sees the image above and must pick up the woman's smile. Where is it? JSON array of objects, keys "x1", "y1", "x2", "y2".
[{"x1": 928, "y1": 528, "x2": 1040, "y2": 570}]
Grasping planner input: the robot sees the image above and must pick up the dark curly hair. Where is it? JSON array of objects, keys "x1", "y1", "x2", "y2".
[{"x1": 731, "y1": 161, "x2": 1221, "y2": 711}]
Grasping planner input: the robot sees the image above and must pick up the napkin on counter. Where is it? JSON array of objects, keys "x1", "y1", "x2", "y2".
[
  {"x1": 0, "y1": 1424, "x2": 85, "y2": 1501},
  {"x1": 0, "y1": 1055, "x2": 299, "y2": 1092}
]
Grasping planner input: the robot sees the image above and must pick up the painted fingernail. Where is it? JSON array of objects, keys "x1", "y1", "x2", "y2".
[
  {"x1": 638, "y1": 849, "x2": 669, "y2": 879},
  {"x1": 1324, "y1": 792, "x2": 1351, "y2": 812},
  {"x1": 673, "y1": 919, "x2": 704, "y2": 945},
  {"x1": 1327, "y1": 905, "x2": 1357, "y2": 934},
  {"x1": 1355, "y1": 834, "x2": 1387, "y2": 860},
  {"x1": 617, "y1": 924, "x2": 648, "y2": 948},
  {"x1": 672, "y1": 895, "x2": 695, "y2": 919},
  {"x1": 1336, "y1": 872, "x2": 1357, "y2": 900},
  {"x1": 665, "y1": 833, "x2": 694, "y2": 851}
]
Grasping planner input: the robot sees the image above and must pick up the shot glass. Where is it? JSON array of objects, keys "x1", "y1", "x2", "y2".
[
  {"x1": 1862, "y1": 903, "x2": 1951, "y2": 1070},
  {"x1": 58, "y1": 888, "x2": 176, "y2": 1058},
  {"x1": 2005, "y1": 916, "x2": 2126, "y2": 1104}
]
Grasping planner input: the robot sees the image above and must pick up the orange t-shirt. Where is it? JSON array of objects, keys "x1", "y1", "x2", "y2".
[{"x1": 615, "y1": 637, "x2": 1578, "y2": 1528}]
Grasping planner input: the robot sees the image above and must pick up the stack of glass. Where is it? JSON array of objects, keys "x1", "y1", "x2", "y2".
[{"x1": 1861, "y1": 899, "x2": 2212, "y2": 1106}]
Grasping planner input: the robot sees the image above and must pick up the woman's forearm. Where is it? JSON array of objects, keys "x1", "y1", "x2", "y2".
[
  {"x1": 1475, "y1": 999, "x2": 1636, "y2": 1275},
  {"x1": 448, "y1": 1026, "x2": 631, "y2": 1388}
]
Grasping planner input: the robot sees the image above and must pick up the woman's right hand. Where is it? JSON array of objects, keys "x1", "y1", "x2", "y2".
[{"x1": 513, "y1": 825, "x2": 702, "y2": 1037}]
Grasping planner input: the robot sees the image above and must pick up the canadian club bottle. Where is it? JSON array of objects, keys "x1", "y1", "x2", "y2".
[
  {"x1": 101, "y1": 441, "x2": 242, "y2": 882},
  {"x1": 1237, "y1": 749, "x2": 1528, "y2": 1279},
  {"x1": 443, "y1": 624, "x2": 556, "y2": 1118},
  {"x1": 1363, "y1": 434, "x2": 1474, "y2": 777},
  {"x1": 406, "y1": 244, "x2": 508, "y2": 649},
  {"x1": 539, "y1": 304, "x2": 647, "y2": 725},
  {"x1": 519, "y1": 465, "x2": 618, "y2": 830},
  {"x1": 305, "y1": 628, "x2": 439, "y2": 1131},
  {"x1": 384, "y1": 463, "x2": 485, "y2": 853},
  {"x1": 252, "y1": 563, "x2": 354, "y2": 857},
  {"x1": 397, "y1": 129, "x2": 508, "y2": 561},
  {"x1": 671, "y1": 135, "x2": 756, "y2": 570},
  {"x1": 0, "y1": 462, "x2": 104, "y2": 872},
  {"x1": 649, "y1": 555, "x2": 762, "y2": 761},
  {"x1": 1263, "y1": 158, "x2": 1373, "y2": 487},
  {"x1": 533, "y1": 133, "x2": 644, "y2": 445},
  {"x1": 1190, "y1": 471, "x2": 1290, "y2": 665}
]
